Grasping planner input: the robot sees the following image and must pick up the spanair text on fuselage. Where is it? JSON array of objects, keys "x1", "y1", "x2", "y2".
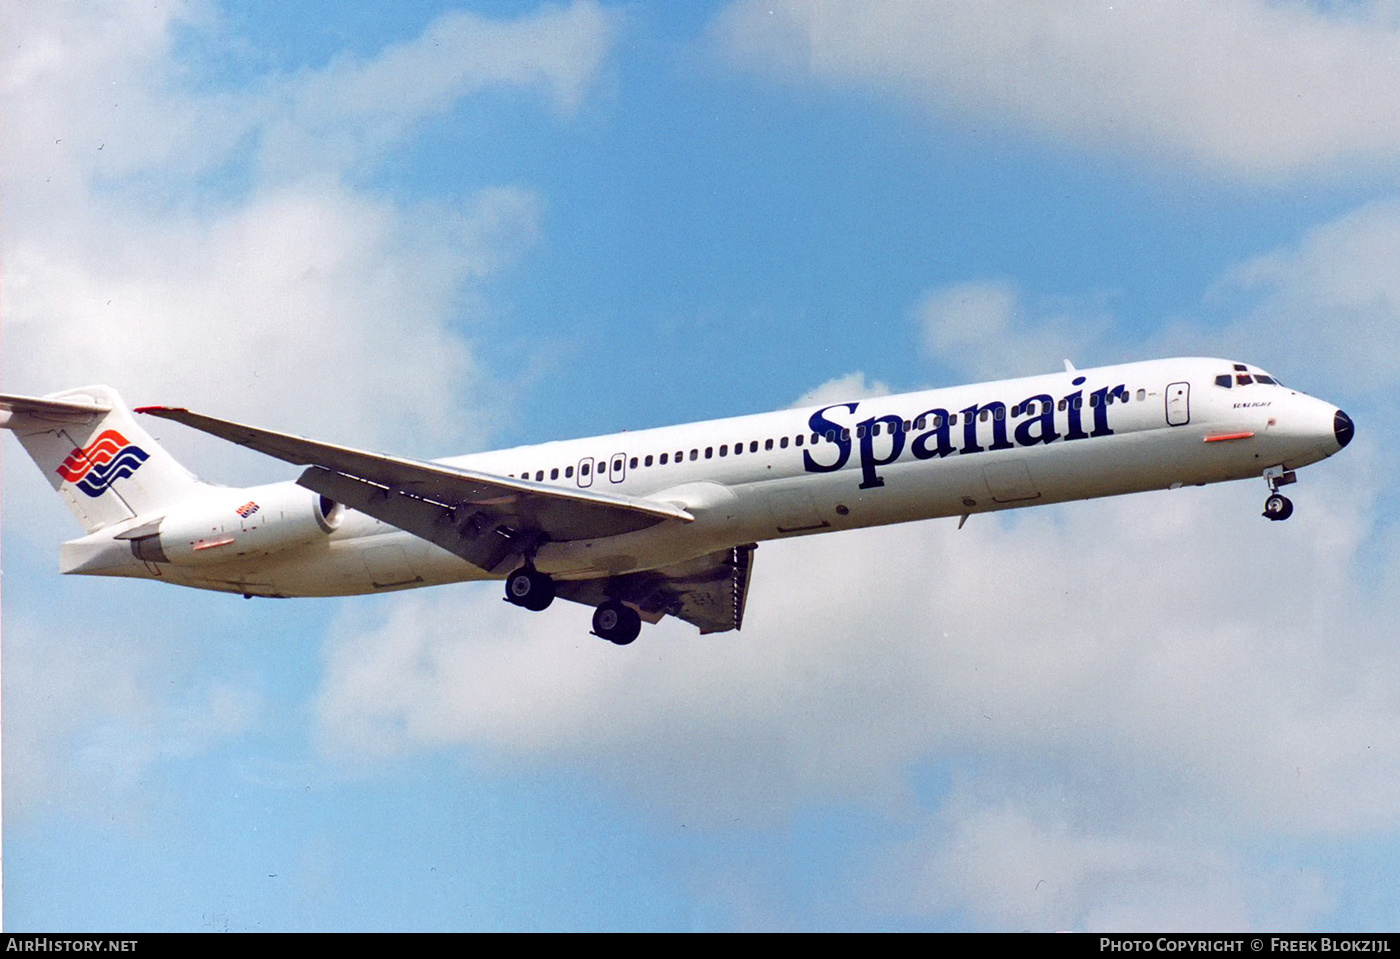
[{"x1": 489, "y1": 357, "x2": 1343, "y2": 580}]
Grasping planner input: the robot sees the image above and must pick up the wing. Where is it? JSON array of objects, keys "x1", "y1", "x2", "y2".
[
  {"x1": 554, "y1": 543, "x2": 756, "y2": 634},
  {"x1": 137, "y1": 405, "x2": 693, "y2": 574}
]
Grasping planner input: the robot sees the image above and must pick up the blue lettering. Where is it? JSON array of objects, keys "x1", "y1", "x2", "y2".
[
  {"x1": 856, "y1": 414, "x2": 906, "y2": 489},
  {"x1": 910, "y1": 409, "x2": 955, "y2": 460},
  {"x1": 1014, "y1": 395, "x2": 1059, "y2": 447},
  {"x1": 1090, "y1": 384, "x2": 1127, "y2": 437},
  {"x1": 804, "y1": 404, "x2": 856, "y2": 473},
  {"x1": 959, "y1": 401, "x2": 1014, "y2": 455},
  {"x1": 1062, "y1": 390, "x2": 1089, "y2": 441},
  {"x1": 800, "y1": 385, "x2": 1121, "y2": 482}
]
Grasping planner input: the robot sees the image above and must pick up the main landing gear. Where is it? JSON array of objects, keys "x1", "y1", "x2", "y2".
[
  {"x1": 504, "y1": 565, "x2": 642, "y2": 645},
  {"x1": 504, "y1": 565, "x2": 555, "y2": 611},
  {"x1": 592, "y1": 601, "x2": 641, "y2": 646},
  {"x1": 1262, "y1": 465, "x2": 1296, "y2": 522}
]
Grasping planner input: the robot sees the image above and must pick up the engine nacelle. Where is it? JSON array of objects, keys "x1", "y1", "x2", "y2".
[{"x1": 130, "y1": 483, "x2": 342, "y2": 567}]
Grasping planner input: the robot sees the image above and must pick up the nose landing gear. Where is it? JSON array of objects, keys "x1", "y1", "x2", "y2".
[
  {"x1": 1264, "y1": 493, "x2": 1294, "y2": 521},
  {"x1": 1262, "y1": 465, "x2": 1297, "y2": 521}
]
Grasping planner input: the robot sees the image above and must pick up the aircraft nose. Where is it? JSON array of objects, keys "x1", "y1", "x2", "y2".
[{"x1": 1334, "y1": 409, "x2": 1354, "y2": 449}]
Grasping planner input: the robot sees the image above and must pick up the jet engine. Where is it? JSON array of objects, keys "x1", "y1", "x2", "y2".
[{"x1": 128, "y1": 483, "x2": 342, "y2": 566}]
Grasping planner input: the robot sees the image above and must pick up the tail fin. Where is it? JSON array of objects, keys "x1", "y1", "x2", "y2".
[{"x1": 1, "y1": 385, "x2": 203, "y2": 532}]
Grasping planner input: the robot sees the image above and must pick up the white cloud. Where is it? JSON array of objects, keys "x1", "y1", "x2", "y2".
[
  {"x1": 915, "y1": 279, "x2": 1110, "y2": 381},
  {"x1": 790, "y1": 371, "x2": 891, "y2": 408},
  {"x1": 895, "y1": 802, "x2": 1330, "y2": 931},
  {"x1": 1, "y1": 1, "x2": 618, "y2": 476},
  {"x1": 4, "y1": 184, "x2": 540, "y2": 456},
  {"x1": 258, "y1": 2, "x2": 620, "y2": 182},
  {"x1": 1212, "y1": 198, "x2": 1400, "y2": 393},
  {"x1": 317, "y1": 462, "x2": 1399, "y2": 824},
  {"x1": 3, "y1": 605, "x2": 264, "y2": 824},
  {"x1": 713, "y1": 0, "x2": 1400, "y2": 180}
]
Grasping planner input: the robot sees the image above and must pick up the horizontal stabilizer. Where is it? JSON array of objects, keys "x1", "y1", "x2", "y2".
[{"x1": 0, "y1": 392, "x2": 110, "y2": 428}]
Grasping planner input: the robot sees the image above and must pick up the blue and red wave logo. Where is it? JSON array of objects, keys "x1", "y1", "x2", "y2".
[{"x1": 55, "y1": 429, "x2": 150, "y2": 497}]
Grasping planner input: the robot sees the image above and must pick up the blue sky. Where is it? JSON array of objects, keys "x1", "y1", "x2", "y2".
[{"x1": 4, "y1": 0, "x2": 1400, "y2": 931}]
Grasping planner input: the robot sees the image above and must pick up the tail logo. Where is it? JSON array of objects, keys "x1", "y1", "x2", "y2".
[{"x1": 56, "y1": 429, "x2": 150, "y2": 497}]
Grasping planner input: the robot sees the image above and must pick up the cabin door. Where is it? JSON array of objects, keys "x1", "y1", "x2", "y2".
[{"x1": 1165, "y1": 382, "x2": 1191, "y2": 426}]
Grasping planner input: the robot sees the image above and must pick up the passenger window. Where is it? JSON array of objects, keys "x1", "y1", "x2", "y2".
[
  {"x1": 630, "y1": 457, "x2": 638, "y2": 469},
  {"x1": 551, "y1": 468, "x2": 559, "y2": 480},
  {"x1": 705, "y1": 447, "x2": 713, "y2": 459},
  {"x1": 1136, "y1": 389, "x2": 1146, "y2": 401},
  {"x1": 690, "y1": 449, "x2": 698, "y2": 461},
  {"x1": 535, "y1": 470, "x2": 544, "y2": 481},
  {"x1": 1058, "y1": 399, "x2": 1067, "y2": 412},
  {"x1": 566, "y1": 466, "x2": 574, "y2": 478},
  {"x1": 994, "y1": 407, "x2": 1005, "y2": 420},
  {"x1": 660, "y1": 453, "x2": 668, "y2": 465},
  {"x1": 582, "y1": 463, "x2": 590, "y2": 476},
  {"x1": 915, "y1": 417, "x2": 927, "y2": 429},
  {"x1": 780, "y1": 436, "x2": 789, "y2": 448},
  {"x1": 644, "y1": 455, "x2": 653, "y2": 467},
  {"x1": 720, "y1": 445, "x2": 728, "y2": 456},
  {"x1": 750, "y1": 441, "x2": 759, "y2": 452}
]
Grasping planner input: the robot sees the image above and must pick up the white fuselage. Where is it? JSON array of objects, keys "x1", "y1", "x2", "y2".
[{"x1": 65, "y1": 357, "x2": 1348, "y2": 598}]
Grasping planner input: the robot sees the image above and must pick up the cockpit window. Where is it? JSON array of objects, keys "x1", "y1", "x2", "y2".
[
  {"x1": 1215, "y1": 374, "x2": 1232, "y2": 388},
  {"x1": 1255, "y1": 374, "x2": 1277, "y2": 385},
  {"x1": 1236, "y1": 374, "x2": 1254, "y2": 386}
]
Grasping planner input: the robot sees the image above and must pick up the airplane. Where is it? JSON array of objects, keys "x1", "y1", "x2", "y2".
[{"x1": 1, "y1": 357, "x2": 1353, "y2": 645}]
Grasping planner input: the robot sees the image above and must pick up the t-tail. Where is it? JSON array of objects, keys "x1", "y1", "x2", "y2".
[{"x1": 1, "y1": 385, "x2": 204, "y2": 533}]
